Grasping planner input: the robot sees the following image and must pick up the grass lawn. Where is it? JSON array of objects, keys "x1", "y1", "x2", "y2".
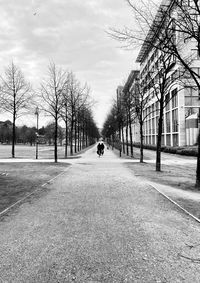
[
  {"x1": 125, "y1": 161, "x2": 196, "y2": 191},
  {"x1": 125, "y1": 159, "x2": 200, "y2": 220},
  {"x1": 0, "y1": 144, "x2": 66, "y2": 159},
  {"x1": 0, "y1": 162, "x2": 70, "y2": 214},
  {"x1": 0, "y1": 144, "x2": 93, "y2": 217}
]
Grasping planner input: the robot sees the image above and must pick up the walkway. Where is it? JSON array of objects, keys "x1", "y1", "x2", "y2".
[{"x1": 1, "y1": 146, "x2": 200, "y2": 282}]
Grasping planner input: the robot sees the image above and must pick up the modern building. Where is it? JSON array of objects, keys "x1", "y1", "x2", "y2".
[{"x1": 125, "y1": 0, "x2": 200, "y2": 147}]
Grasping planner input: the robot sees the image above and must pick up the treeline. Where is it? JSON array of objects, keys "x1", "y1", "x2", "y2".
[
  {"x1": 0, "y1": 62, "x2": 100, "y2": 162},
  {"x1": 0, "y1": 121, "x2": 63, "y2": 146}
]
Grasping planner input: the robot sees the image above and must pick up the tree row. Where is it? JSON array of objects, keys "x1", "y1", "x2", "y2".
[{"x1": 0, "y1": 62, "x2": 100, "y2": 162}]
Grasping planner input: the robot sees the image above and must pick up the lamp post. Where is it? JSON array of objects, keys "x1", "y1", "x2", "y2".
[{"x1": 35, "y1": 107, "x2": 39, "y2": 159}]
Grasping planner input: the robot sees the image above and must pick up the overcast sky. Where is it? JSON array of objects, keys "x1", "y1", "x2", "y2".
[{"x1": 0, "y1": 0, "x2": 139, "y2": 128}]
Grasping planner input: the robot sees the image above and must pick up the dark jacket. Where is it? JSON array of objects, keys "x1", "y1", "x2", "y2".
[{"x1": 97, "y1": 143, "x2": 104, "y2": 151}]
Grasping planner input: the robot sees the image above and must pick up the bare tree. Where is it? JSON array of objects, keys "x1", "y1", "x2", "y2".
[
  {"x1": 163, "y1": 0, "x2": 200, "y2": 186},
  {"x1": 102, "y1": 104, "x2": 120, "y2": 150},
  {"x1": 40, "y1": 62, "x2": 68, "y2": 163},
  {"x1": 131, "y1": 76, "x2": 151, "y2": 163},
  {"x1": 65, "y1": 72, "x2": 90, "y2": 155},
  {"x1": 115, "y1": 98, "x2": 123, "y2": 155},
  {"x1": 151, "y1": 53, "x2": 179, "y2": 171},
  {"x1": 79, "y1": 107, "x2": 100, "y2": 147},
  {"x1": 60, "y1": 73, "x2": 70, "y2": 158},
  {"x1": 123, "y1": 71, "x2": 141, "y2": 157},
  {"x1": 116, "y1": 88, "x2": 127, "y2": 154},
  {"x1": 0, "y1": 62, "x2": 32, "y2": 157},
  {"x1": 138, "y1": 0, "x2": 200, "y2": 177},
  {"x1": 109, "y1": 0, "x2": 200, "y2": 184}
]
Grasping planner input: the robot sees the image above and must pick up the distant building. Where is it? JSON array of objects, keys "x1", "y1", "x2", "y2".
[
  {"x1": 116, "y1": 86, "x2": 123, "y2": 102},
  {"x1": 122, "y1": 71, "x2": 140, "y2": 144}
]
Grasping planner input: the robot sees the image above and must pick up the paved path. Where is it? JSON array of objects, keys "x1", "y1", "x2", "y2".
[{"x1": 1, "y1": 146, "x2": 200, "y2": 282}]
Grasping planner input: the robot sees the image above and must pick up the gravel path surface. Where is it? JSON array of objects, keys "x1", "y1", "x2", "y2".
[{"x1": 1, "y1": 145, "x2": 200, "y2": 282}]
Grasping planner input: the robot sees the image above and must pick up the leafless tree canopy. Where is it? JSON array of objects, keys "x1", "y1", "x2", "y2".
[
  {"x1": 40, "y1": 62, "x2": 68, "y2": 119},
  {"x1": 0, "y1": 62, "x2": 32, "y2": 157},
  {"x1": 0, "y1": 62, "x2": 32, "y2": 117}
]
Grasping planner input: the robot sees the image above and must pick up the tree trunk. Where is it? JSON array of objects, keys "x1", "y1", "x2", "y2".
[
  {"x1": 74, "y1": 118, "x2": 77, "y2": 153},
  {"x1": 79, "y1": 130, "x2": 82, "y2": 151},
  {"x1": 86, "y1": 133, "x2": 88, "y2": 147},
  {"x1": 129, "y1": 110, "x2": 133, "y2": 157},
  {"x1": 70, "y1": 120, "x2": 74, "y2": 155},
  {"x1": 196, "y1": 109, "x2": 200, "y2": 188},
  {"x1": 121, "y1": 124, "x2": 125, "y2": 154},
  {"x1": 12, "y1": 113, "x2": 16, "y2": 158},
  {"x1": 119, "y1": 124, "x2": 122, "y2": 157},
  {"x1": 140, "y1": 118, "x2": 144, "y2": 163},
  {"x1": 54, "y1": 115, "x2": 58, "y2": 163},
  {"x1": 126, "y1": 117, "x2": 129, "y2": 156},
  {"x1": 156, "y1": 100, "x2": 164, "y2": 171},
  {"x1": 65, "y1": 119, "x2": 68, "y2": 158},
  {"x1": 77, "y1": 120, "x2": 80, "y2": 152},
  {"x1": 111, "y1": 135, "x2": 113, "y2": 149},
  {"x1": 82, "y1": 126, "x2": 85, "y2": 148},
  {"x1": 64, "y1": 105, "x2": 68, "y2": 158}
]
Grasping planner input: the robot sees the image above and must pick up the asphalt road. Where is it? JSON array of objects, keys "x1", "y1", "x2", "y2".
[{"x1": 1, "y1": 145, "x2": 200, "y2": 282}]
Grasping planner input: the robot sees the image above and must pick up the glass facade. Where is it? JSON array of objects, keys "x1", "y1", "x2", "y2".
[{"x1": 143, "y1": 88, "x2": 180, "y2": 147}]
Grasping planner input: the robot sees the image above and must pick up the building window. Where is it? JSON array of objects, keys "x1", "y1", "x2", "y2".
[
  {"x1": 145, "y1": 121, "x2": 147, "y2": 135},
  {"x1": 172, "y1": 88, "x2": 178, "y2": 108},
  {"x1": 149, "y1": 120, "x2": 151, "y2": 134},
  {"x1": 185, "y1": 96, "x2": 199, "y2": 106},
  {"x1": 185, "y1": 87, "x2": 199, "y2": 106},
  {"x1": 166, "y1": 112, "x2": 171, "y2": 133},
  {"x1": 152, "y1": 118, "x2": 155, "y2": 134},
  {"x1": 172, "y1": 134, "x2": 178, "y2": 146},
  {"x1": 161, "y1": 135, "x2": 164, "y2": 146},
  {"x1": 172, "y1": 109, "x2": 178, "y2": 132},
  {"x1": 166, "y1": 134, "x2": 171, "y2": 146}
]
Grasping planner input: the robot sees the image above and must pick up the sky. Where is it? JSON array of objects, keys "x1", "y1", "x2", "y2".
[{"x1": 0, "y1": 0, "x2": 140, "y2": 129}]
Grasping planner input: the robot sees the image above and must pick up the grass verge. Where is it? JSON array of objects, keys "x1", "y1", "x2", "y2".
[
  {"x1": 125, "y1": 161, "x2": 200, "y2": 220},
  {"x1": 126, "y1": 162, "x2": 196, "y2": 191},
  {"x1": 0, "y1": 162, "x2": 70, "y2": 214}
]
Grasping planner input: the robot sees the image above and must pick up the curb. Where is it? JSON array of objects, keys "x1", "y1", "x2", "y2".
[
  {"x1": 148, "y1": 182, "x2": 200, "y2": 224},
  {"x1": 0, "y1": 165, "x2": 71, "y2": 218}
]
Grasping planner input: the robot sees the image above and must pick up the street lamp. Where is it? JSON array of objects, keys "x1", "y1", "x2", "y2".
[{"x1": 35, "y1": 106, "x2": 39, "y2": 159}]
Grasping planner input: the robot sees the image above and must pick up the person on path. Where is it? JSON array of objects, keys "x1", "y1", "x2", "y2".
[
  {"x1": 97, "y1": 142, "x2": 104, "y2": 156},
  {"x1": 100, "y1": 142, "x2": 104, "y2": 155}
]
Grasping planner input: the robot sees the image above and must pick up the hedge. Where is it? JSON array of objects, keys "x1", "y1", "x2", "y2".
[{"x1": 132, "y1": 143, "x2": 198, "y2": 157}]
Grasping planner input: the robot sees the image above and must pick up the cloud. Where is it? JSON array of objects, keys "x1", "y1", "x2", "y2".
[{"x1": 0, "y1": 0, "x2": 138, "y2": 127}]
